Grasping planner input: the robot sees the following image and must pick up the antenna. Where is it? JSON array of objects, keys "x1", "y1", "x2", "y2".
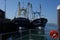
[
  {"x1": 27, "y1": 2, "x2": 33, "y2": 20},
  {"x1": 18, "y1": 1, "x2": 21, "y2": 16},
  {"x1": 27, "y1": 2, "x2": 30, "y2": 19},
  {"x1": 5, "y1": 0, "x2": 6, "y2": 14},
  {"x1": 40, "y1": 4, "x2": 41, "y2": 18}
]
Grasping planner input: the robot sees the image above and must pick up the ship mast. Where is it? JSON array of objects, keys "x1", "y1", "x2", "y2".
[
  {"x1": 18, "y1": 1, "x2": 21, "y2": 16},
  {"x1": 27, "y1": 2, "x2": 33, "y2": 20},
  {"x1": 32, "y1": 4, "x2": 42, "y2": 20},
  {"x1": 40, "y1": 4, "x2": 41, "y2": 18},
  {"x1": 18, "y1": 1, "x2": 27, "y2": 18},
  {"x1": 5, "y1": 0, "x2": 6, "y2": 16}
]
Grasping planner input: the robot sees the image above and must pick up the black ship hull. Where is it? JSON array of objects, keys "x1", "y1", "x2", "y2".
[
  {"x1": 29, "y1": 18, "x2": 48, "y2": 29},
  {"x1": 12, "y1": 17, "x2": 48, "y2": 29},
  {"x1": 12, "y1": 17, "x2": 30, "y2": 29}
]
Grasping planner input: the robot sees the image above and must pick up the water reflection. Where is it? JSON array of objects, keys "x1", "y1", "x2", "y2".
[{"x1": 2, "y1": 28, "x2": 47, "y2": 40}]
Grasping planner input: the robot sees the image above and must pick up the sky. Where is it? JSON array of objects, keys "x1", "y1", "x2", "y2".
[{"x1": 0, "y1": 0, "x2": 60, "y2": 24}]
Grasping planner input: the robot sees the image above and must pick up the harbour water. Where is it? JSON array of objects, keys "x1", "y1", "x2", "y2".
[
  {"x1": 45, "y1": 24, "x2": 58, "y2": 40},
  {"x1": 4, "y1": 24, "x2": 57, "y2": 40}
]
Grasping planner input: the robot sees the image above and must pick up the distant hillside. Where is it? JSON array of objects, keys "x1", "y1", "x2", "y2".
[{"x1": 46, "y1": 23, "x2": 57, "y2": 26}]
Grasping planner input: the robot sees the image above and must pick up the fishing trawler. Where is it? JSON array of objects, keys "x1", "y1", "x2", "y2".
[{"x1": 12, "y1": 2, "x2": 48, "y2": 29}]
